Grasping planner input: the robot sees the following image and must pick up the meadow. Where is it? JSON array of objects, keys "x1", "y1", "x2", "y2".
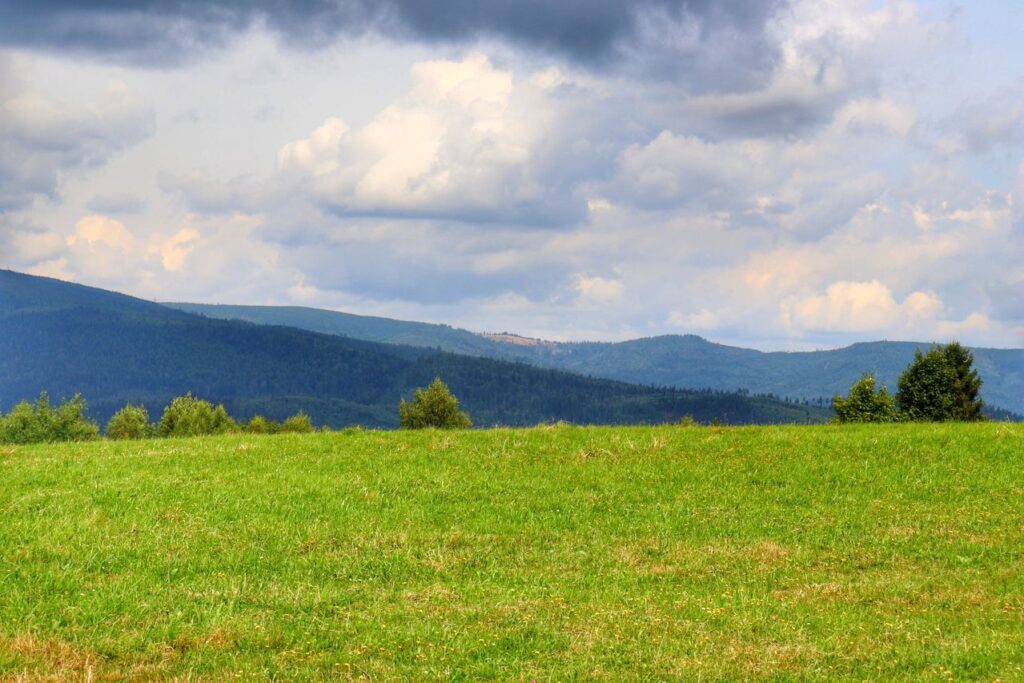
[{"x1": 1, "y1": 423, "x2": 1022, "y2": 681}]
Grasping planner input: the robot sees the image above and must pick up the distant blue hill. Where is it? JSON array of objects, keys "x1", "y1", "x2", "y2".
[
  {"x1": 0, "y1": 270, "x2": 826, "y2": 427},
  {"x1": 168, "y1": 303, "x2": 1024, "y2": 418}
]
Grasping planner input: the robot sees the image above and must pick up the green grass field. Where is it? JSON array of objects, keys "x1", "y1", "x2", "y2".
[{"x1": 1, "y1": 423, "x2": 1022, "y2": 681}]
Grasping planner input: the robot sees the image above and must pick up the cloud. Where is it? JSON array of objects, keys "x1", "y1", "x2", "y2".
[
  {"x1": 608, "y1": 104, "x2": 899, "y2": 239},
  {"x1": 87, "y1": 193, "x2": 145, "y2": 214},
  {"x1": 67, "y1": 215, "x2": 135, "y2": 252},
  {"x1": 0, "y1": 0, "x2": 788, "y2": 88},
  {"x1": 935, "y1": 312, "x2": 994, "y2": 339},
  {"x1": 668, "y1": 308, "x2": 719, "y2": 330},
  {"x1": 275, "y1": 219, "x2": 572, "y2": 306},
  {"x1": 28, "y1": 256, "x2": 73, "y2": 281},
  {"x1": 278, "y1": 54, "x2": 593, "y2": 226},
  {"x1": 783, "y1": 280, "x2": 942, "y2": 333},
  {"x1": 937, "y1": 86, "x2": 1024, "y2": 156},
  {"x1": 47, "y1": 214, "x2": 148, "y2": 284},
  {"x1": 16, "y1": 210, "x2": 288, "y2": 304},
  {"x1": 990, "y1": 274, "x2": 1024, "y2": 317},
  {"x1": 0, "y1": 57, "x2": 153, "y2": 213},
  {"x1": 158, "y1": 171, "x2": 268, "y2": 214},
  {"x1": 833, "y1": 98, "x2": 916, "y2": 137},
  {"x1": 613, "y1": 132, "x2": 770, "y2": 211},
  {"x1": 0, "y1": 58, "x2": 152, "y2": 269},
  {"x1": 782, "y1": 280, "x2": 1006, "y2": 344},
  {"x1": 7, "y1": 225, "x2": 64, "y2": 264},
  {"x1": 667, "y1": 0, "x2": 944, "y2": 138},
  {"x1": 574, "y1": 273, "x2": 624, "y2": 304},
  {"x1": 159, "y1": 228, "x2": 200, "y2": 272}
]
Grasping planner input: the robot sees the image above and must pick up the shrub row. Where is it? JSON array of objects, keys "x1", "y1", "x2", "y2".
[
  {"x1": 0, "y1": 393, "x2": 99, "y2": 445},
  {"x1": 0, "y1": 392, "x2": 314, "y2": 445}
]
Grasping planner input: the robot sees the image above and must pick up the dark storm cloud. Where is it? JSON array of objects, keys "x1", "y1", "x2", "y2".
[{"x1": 0, "y1": 0, "x2": 787, "y2": 84}]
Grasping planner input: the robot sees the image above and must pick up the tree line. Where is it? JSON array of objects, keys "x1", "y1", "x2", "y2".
[
  {"x1": 0, "y1": 378, "x2": 474, "y2": 445},
  {"x1": 0, "y1": 342, "x2": 997, "y2": 446},
  {"x1": 3, "y1": 305, "x2": 826, "y2": 429}
]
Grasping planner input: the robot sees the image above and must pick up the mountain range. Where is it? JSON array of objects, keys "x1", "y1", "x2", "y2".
[
  {"x1": 0, "y1": 269, "x2": 826, "y2": 428},
  {"x1": 169, "y1": 303, "x2": 1024, "y2": 417}
]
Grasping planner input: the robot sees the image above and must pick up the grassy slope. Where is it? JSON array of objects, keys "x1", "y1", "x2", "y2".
[{"x1": 1, "y1": 424, "x2": 1022, "y2": 680}]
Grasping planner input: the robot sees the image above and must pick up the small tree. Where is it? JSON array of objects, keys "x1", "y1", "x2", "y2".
[
  {"x1": 833, "y1": 374, "x2": 899, "y2": 423},
  {"x1": 896, "y1": 342, "x2": 983, "y2": 421},
  {"x1": 399, "y1": 378, "x2": 472, "y2": 429},
  {"x1": 53, "y1": 394, "x2": 101, "y2": 442},
  {"x1": 106, "y1": 404, "x2": 150, "y2": 440}
]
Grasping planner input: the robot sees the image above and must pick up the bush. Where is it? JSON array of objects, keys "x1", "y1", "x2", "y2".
[
  {"x1": 242, "y1": 412, "x2": 314, "y2": 434},
  {"x1": 106, "y1": 404, "x2": 151, "y2": 440},
  {"x1": 280, "y1": 412, "x2": 314, "y2": 434},
  {"x1": 833, "y1": 374, "x2": 900, "y2": 423},
  {"x1": 0, "y1": 401, "x2": 47, "y2": 444},
  {"x1": 245, "y1": 415, "x2": 276, "y2": 434},
  {"x1": 0, "y1": 392, "x2": 100, "y2": 444},
  {"x1": 158, "y1": 393, "x2": 237, "y2": 437},
  {"x1": 399, "y1": 378, "x2": 472, "y2": 429}
]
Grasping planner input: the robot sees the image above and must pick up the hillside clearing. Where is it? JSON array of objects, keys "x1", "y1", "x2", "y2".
[{"x1": 1, "y1": 424, "x2": 1022, "y2": 680}]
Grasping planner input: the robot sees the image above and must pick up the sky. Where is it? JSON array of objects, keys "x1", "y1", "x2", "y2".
[{"x1": 0, "y1": 0, "x2": 1022, "y2": 350}]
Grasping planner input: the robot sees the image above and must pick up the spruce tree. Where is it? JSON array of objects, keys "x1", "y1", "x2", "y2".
[
  {"x1": 896, "y1": 343, "x2": 984, "y2": 421},
  {"x1": 942, "y1": 342, "x2": 984, "y2": 421}
]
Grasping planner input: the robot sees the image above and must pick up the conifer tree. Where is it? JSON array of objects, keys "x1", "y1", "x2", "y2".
[
  {"x1": 942, "y1": 342, "x2": 984, "y2": 421},
  {"x1": 896, "y1": 342, "x2": 984, "y2": 421}
]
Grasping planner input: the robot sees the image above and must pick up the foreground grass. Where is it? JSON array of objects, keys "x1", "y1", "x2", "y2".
[{"x1": 1, "y1": 423, "x2": 1022, "y2": 681}]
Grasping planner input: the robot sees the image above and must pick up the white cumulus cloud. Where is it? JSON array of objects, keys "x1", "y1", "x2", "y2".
[
  {"x1": 783, "y1": 280, "x2": 942, "y2": 333},
  {"x1": 278, "y1": 53, "x2": 590, "y2": 225}
]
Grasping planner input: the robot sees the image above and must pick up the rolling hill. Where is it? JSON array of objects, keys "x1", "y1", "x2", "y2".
[
  {"x1": 0, "y1": 270, "x2": 826, "y2": 427},
  {"x1": 170, "y1": 303, "x2": 1024, "y2": 416}
]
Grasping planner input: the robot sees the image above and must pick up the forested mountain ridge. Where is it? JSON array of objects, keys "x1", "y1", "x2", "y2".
[
  {"x1": 170, "y1": 302, "x2": 1024, "y2": 416},
  {"x1": 1, "y1": 270, "x2": 826, "y2": 427}
]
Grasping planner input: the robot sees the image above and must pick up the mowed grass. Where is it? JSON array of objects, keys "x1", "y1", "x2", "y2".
[{"x1": 1, "y1": 424, "x2": 1022, "y2": 681}]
